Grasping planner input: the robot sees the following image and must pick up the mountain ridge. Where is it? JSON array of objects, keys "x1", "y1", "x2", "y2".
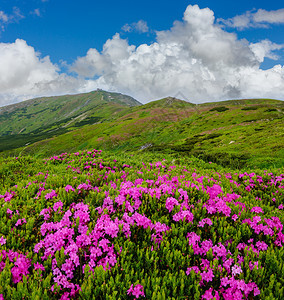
[{"x1": 0, "y1": 90, "x2": 141, "y2": 136}]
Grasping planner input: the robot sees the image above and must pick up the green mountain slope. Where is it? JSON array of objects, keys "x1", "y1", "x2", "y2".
[
  {"x1": 0, "y1": 90, "x2": 141, "y2": 151},
  {"x1": 3, "y1": 96, "x2": 283, "y2": 169},
  {"x1": 0, "y1": 89, "x2": 140, "y2": 136}
]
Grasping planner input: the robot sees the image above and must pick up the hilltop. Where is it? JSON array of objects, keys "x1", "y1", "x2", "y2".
[
  {"x1": 0, "y1": 90, "x2": 140, "y2": 151},
  {"x1": 0, "y1": 90, "x2": 140, "y2": 135}
]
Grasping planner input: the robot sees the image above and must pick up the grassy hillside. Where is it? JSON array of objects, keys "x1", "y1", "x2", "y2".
[
  {"x1": 5, "y1": 97, "x2": 283, "y2": 169},
  {"x1": 0, "y1": 90, "x2": 140, "y2": 151}
]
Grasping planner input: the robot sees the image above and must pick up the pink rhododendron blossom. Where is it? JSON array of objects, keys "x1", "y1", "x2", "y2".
[
  {"x1": 255, "y1": 241, "x2": 268, "y2": 251},
  {"x1": 6, "y1": 208, "x2": 13, "y2": 215},
  {"x1": 232, "y1": 214, "x2": 238, "y2": 221},
  {"x1": 232, "y1": 264, "x2": 242, "y2": 276},
  {"x1": 173, "y1": 210, "x2": 193, "y2": 223},
  {"x1": 165, "y1": 197, "x2": 179, "y2": 212},
  {"x1": 34, "y1": 262, "x2": 45, "y2": 272},
  {"x1": 202, "y1": 288, "x2": 220, "y2": 300},
  {"x1": 45, "y1": 190, "x2": 57, "y2": 200},
  {"x1": 198, "y1": 218, "x2": 213, "y2": 227},
  {"x1": 251, "y1": 207, "x2": 263, "y2": 213},
  {"x1": 207, "y1": 184, "x2": 223, "y2": 199},
  {"x1": 11, "y1": 254, "x2": 31, "y2": 283},
  {"x1": 249, "y1": 261, "x2": 259, "y2": 271},
  {"x1": 201, "y1": 268, "x2": 214, "y2": 282},
  {"x1": 127, "y1": 284, "x2": 145, "y2": 299},
  {"x1": 0, "y1": 237, "x2": 6, "y2": 246},
  {"x1": 53, "y1": 201, "x2": 64, "y2": 212},
  {"x1": 187, "y1": 232, "x2": 201, "y2": 246},
  {"x1": 15, "y1": 218, "x2": 27, "y2": 227},
  {"x1": 186, "y1": 266, "x2": 200, "y2": 275}
]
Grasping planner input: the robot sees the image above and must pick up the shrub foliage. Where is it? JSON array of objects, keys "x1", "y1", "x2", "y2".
[{"x1": 0, "y1": 150, "x2": 283, "y2": 299}]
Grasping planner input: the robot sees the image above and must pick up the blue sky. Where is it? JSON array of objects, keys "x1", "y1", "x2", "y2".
[{"x1": 1, "y1": 0, "x2": 284, "y2": 105}]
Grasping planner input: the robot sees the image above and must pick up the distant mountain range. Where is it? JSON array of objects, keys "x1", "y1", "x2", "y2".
[{"x1": 1, "y1": 90, "x2": 283, "y2": 169}]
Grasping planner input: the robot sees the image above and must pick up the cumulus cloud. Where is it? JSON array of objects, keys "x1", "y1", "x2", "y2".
[
  {"x1": 0, "y1": 39, "x2": 96, "y2": 106},
  {"x1": 122, "y1": 20, "x2": 149, "y2": 33},
  {"x1": 249, "y1": 40, "x2": 284, "y2": 62},
  {"x1": 1, "y1": 4, "x2": 284, "y2": 107},
  {"x1": 70, "y1": 4, "x2": 284, "y2": 103},
  {"x1": 219, "y1": 8, "x2": 284, "y2": 30}
]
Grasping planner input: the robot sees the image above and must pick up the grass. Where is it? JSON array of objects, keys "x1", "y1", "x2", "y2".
[{"x1": 1, "y1": 95, "x2": 284, "y2": 169}]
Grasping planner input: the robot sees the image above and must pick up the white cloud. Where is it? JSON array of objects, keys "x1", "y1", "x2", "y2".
[
  {"x1": 70, "y1": 33, "x2": 135, "y2": 78},
  {"x1": 0, "y1": 11, "x2": 9, "y2": 23},
  {"x1": 0, "y1": 39, "x2": 94, "y2": 106},
  {"x1": 122, "y1": 20, "x2": 149, "y2": 33},
  {"x1": 253, "y1": 8, "x2": 284, "y2": 24},
  {"x1": 0, "y1": 7, "x2": 24, "y2": 32},
  {"x1": 219, "y1": 8, "x2": 284, "y2": 29},
  {"x1": 250, "y1": 40, "x2": 284, "y2": 62},
  {"x1": 70, "y1": 5, "x2": 284, "y2": 102},
  {"x1": 31, "y1": 8, "x2": 41, "y2": 17},
  {"x1": 1, "y1": 5, "x2": 284, "y2": 107}
]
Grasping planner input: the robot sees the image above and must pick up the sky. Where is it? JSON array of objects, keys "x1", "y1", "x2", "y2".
[{"x1": 0, "y1": 0, "x2": 284, "y2": 106}]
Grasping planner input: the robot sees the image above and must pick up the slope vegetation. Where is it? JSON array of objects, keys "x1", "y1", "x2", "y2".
[
  {"x1": 1, "y1": 94, "x2": 284, "y2": 169},
  {"x1": 0, "y1": 90, "x2": 140, "y2": 151}
]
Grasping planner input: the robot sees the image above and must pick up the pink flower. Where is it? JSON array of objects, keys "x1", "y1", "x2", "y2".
[
  {"x1": 254, "y1": 286, "x2": 260, "y2": 296},
  {"x1": 53, "y1": 201, "x2": 64, "y2": 212},
  {"x1": 34, "y1": 262, "x2": 45, "y2": 272},
  {"x1": 187, "y1": 232, "x2": 201, "y2": 246},
  {"x1": 251, "y1": 207, "x2": 263, "y2": 214},
  {"x1": 6, "y1": 208, "x2": 13, "y2": 215},
  {"x1": 232, "y1": 214, "x2": 238, "y2": 221},
  {"x1": 11, "y1": 254, "x2": 31, "y2": 283},
  {"x1": 232, "y1": 264, "x2": 242, "y2": 276},
  {"x1": 249, "y1": 261, "x2": 259, "y2": 271},
  {"x1": 201, "y1": 268, "x2": 214, "y2": 282},
  {"x1": 127, "y1": 284, "x2": 145, "y2": 299},
  {"x1": 256, "y1": 241, "x2": 268, "y2": 251},
  {"x1": 165, "y1": 197, "x2": 179, "y2": 212},
  {"x1": 0, "y1": 236, "x2": 6, "y2": 246},
  {"x1": 15, "y1": 218, "x2": 26, "y2": 227},
  {"x1": 198, "y1": 218, "x2": 213, "y2": 227},
  {"x1": 202, "y1": 288, "x2": 220, "y2": 300},
  {"x1": 65, "y1": 185, "x2": 75, "y2": 192},
  {"x1": 173, "y1": 210, "x2": 193, "y2": 223},
  {"x1": 186, "y1": 266, "x2": 200, "y2": 275},
  {"x1": 45, "y1": 190, "x2": 57, "y2": 200}
]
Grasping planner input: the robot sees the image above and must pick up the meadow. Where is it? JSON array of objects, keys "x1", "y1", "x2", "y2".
[
  {"x1": 0, "y1": 149, "x2": 283, "y2": 299},
  {"x1": 1, "y1": 95, "x2": 284, "y2": 171}
]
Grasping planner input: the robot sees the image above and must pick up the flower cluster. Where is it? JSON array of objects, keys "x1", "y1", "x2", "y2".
[{"x1": 0, "y1": 149, "x2": 283, "y2": 299}]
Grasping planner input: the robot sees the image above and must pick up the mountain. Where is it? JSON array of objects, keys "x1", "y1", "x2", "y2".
[
  {"x1": 0, "y1": 89, "x2": 140, "y2": 135},
  {"x1": 1, "y1": 93, "x2": 283, "y2": 169},
  {"x1": 0, "y1": 90, "x2": 141, "y2": 151}
]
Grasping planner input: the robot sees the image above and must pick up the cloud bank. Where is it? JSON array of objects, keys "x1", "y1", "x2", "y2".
[
  {"x1": 71, "y1": 5, "x2": 284, "y2": 102},
  {"x1": 1, "y1": 4, "x2": 284, "y2": 106},
  {"x1": 218, "y1": 8, "x2": 284, "y2": 29},
  {"x1": 0, "y1": 39, "x2": 95, "y2": 106}
]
